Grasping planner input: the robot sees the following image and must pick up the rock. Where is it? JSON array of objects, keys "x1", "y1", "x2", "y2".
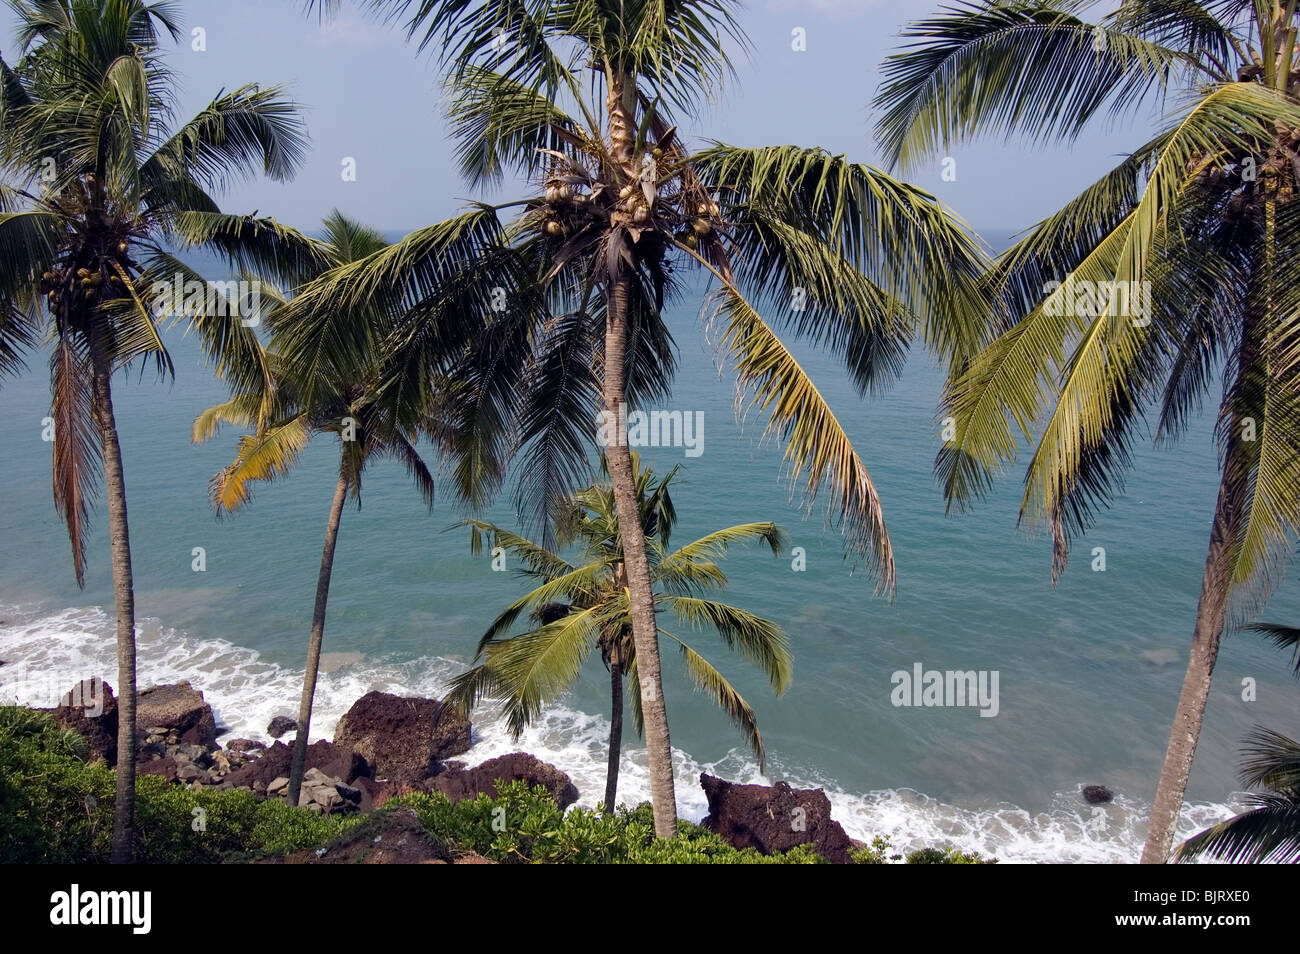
[
  {"x1": 429, "y1": 753, "x2": 579, "y2": 809},
  {"x1": 282, "y1": 808, "x2": 455, "y2": 864},
  {"x1": 699, "y1": 773, "x2": 854, "y2": 864},
  {"x1": 224, "y1": 740, "x2": 371, "y2": 790},
  {"x1": 52, "y1": 679, "x2": 119, "y2": 765},
  {"x1": 226, "y1": 738, "x2": 265, "y2": 755},
  {"x1": 1082, "y1": 784, "x2": 1114, "y2": 805},
  {"x1": 267, "y1": 777, "x2": 290, "y2": 796},
  {"x1": 333, "y1": 690, "x2": 471, "y2": 783},
  {"x1": 177, "y1": 762, "x2": 204, "y2": 783},
  {"x1": 335, "y1": 782, "x2": 362, "y2": 805},
  {"x1": 137, "y1": 756, "x2": 180, "y2": 783},
  {"x1": 266, "y1": 715, "x2": 298, "y2": 739},
  {"x1": 136, "y1": 682, "x2": 217, "y2": 749}
]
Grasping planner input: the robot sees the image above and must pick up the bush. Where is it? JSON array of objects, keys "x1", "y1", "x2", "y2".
[
  {"x1": 0, "y1": 707, "x2": 358, "y2": 863},
  {"x1": 389, "y1": 783, "x2": 826, "y2": 864}
]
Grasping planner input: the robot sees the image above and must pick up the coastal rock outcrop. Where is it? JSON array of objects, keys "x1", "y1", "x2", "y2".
[
  {"x1": 699, "y1": 773, "x2": 854, "y2": 864},
  {"x1": 51, "y1": 679, "x2": 118, "y2": 765},
  {"x1": 333, "y1": 690, "x2": 470, "y2": 782},
  {"x1": 223, "y1": 739, "x2": 372, "y2": 790},
  {"x1": 428, "y1": 752, "x2": 579, "y2": 809},
  {"x1": 136, "y1": 681, "x2": 217, "y2": 748}
]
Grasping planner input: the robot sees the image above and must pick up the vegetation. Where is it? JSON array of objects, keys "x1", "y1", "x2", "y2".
[
  {"x1": 445, "y1": 455, "x2": 791, "y2": 812},
  {"x1": 296, "y1": 0, "x2": 990, "y2": 836},
  {"x1": 877, "y1": 0, "x2": 1300, "y2": 861},
  {"x1": 1, "y1": 706, "x2": 990, "y2": 864},
  {"x1": 0, "y1": 0, "x2": 306, "y2": 861}
]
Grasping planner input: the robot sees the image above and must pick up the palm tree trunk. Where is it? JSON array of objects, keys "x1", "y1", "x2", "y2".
[
  {"x1": 90, "y1": 343, "x2": 137, "y2": 865},
  {"x1": 287, "y1": 462, "x2": 349, "y2": 807},
  {"x1": 605, "y1": 655, "x2": 623, "y2": 815},
  {"x1": 603, "y1": 272, "x2": 678, "y2": 837},
  {"x1": 1139, "y1": 465, "x2": 1240, "y2": 863},
  {"x1": 1141, "y1": 247, "x2": 1264, "y2": 862}
]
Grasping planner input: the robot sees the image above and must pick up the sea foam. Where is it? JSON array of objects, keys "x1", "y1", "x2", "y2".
[{"x1": 0, "y1": 601, "x2": 1244, "y2": 863}]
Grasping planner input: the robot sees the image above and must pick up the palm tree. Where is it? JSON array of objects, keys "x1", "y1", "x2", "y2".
[
  {"x1": 1177, "y1": 620, "x2": 1300, "y2": 862},
  {"x1": 445, "y1": 455, "x2": 791, "y2": 813},
  {"x1": 298, "y1": 0, "x2": 989, "y2": 836},
  {"x1": 0, "y1": 0, "x2": 306, "y2": 861},
  {"x1": 194, "y1": 211, "x2": 440, "y2": 808},
  {"x1": 874, "y1": 0, "x2": 1300, "y2": 862}
]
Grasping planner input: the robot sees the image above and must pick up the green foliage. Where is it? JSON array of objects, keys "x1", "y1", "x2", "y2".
[
  {"x1": 0, "y1": 708, "x2": 357, "y2": 863},
  {"x1": 850, "y1": 834, "x2": 994, "y2": 864},
  {"x1": 389, "y1": 783, "x2": 825, "y2": 864}
]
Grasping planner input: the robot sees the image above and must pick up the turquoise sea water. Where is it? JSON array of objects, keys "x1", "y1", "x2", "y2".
[{"x1": 2, "y1": 238, "x2": 1298, "y2": 862}]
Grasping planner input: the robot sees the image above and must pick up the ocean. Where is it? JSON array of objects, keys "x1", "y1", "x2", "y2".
[{"x1": 2, "y1": 237, "x2": 1297, "y2": 862}]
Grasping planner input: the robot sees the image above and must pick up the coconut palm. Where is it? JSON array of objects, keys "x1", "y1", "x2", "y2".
[
  {"x1": 1177, "y1": 620, "x2": 1300, "y2": 862},
  {"x1": 298, "y1": 0, "x2": 989, "y2": 836},
  {"x1": 445, "y1": 455, "x2": 791, "y2": 813},
  {"x1": 193, "y1": 211, "x2": 439, "y2": 808},
  {"x1": 0, "y1": 0, "x2": 306, "y2": 861},
  {"x1": 874, "y1": 0, "x2": 1300, "y2": 862}
]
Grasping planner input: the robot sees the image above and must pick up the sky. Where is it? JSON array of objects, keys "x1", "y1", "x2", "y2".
[{"x1": 3, "y1": 0, "x2": 1154, "y2": 234}]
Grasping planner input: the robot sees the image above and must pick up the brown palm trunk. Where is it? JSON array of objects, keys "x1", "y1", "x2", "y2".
[
  {"x1": 604, "y1": 273, "x2": 678, "y2": 837},
  {"x1": 1139, "y1": 466, "x2": 1239, "y2": 863},
  {"x1": 605, "y1": 653, "x2": 624, "y2": 815},
  {"x1": 1141, "y1": 240, "x2": 1265, "y2": 861},
  {"x1": 90, "y1": 343, "x2": 137, "y2": 864},
  {"x1": 287, "y1": 462, "x2": 349, "y2": 807}
]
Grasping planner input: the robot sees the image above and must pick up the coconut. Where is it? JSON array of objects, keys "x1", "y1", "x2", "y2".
[
  {"x1": 545, "y1": 220, "x2": 564, "y2": 236},
  {"x1": 632, "y1": 206, "x2": 649, "y2": 224},
  {"x1": 693, "y1": 218, "x2": 712, "y2": 236}
]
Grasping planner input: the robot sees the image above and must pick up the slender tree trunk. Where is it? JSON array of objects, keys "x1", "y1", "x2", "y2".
[
  {"x1": 1141, "y1": 239, "x2": 1265, "y2": 861},
  {"x1": 604, "y1": 654, "x2": 624, "y2": 815},
  {"x1": 1139, "y1": 466, "x2": 1240, "y2": 863},
  {"x1": 603, "y1": 273, "x2": 678, "y2": 837},
  {"x1": 90, "y1": 343, "x2": 137, "y2": 864},
  {"x1": 287, "y1": 463, "x2": 349, "y2": 807}
]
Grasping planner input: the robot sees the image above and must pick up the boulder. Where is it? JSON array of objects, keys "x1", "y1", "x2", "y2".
[
  {"x1": 136, "y1": 682, "x2": 217, "y2": 749},
  {"x1": 51, "y1": 679, "x2": 118, "y2": 765},
  {"x1": 429, "y1": 753, "x2": 579, "y2": 809},
  {"x1": 1082, "y1": 784, "x2": 1114, "y2": 805},
  {"x1": 225, "y1": 738, "x2": 265, "y2": 755},
  {"x1": 278, "y1": 808, "x2": 455, "y2": 864},
  {"x1": 224, "y1": 739, "x2": 371, "y2": 790},
  {"x1": 266, "y1": 715, "x2": 297, "y2": 739},
  {"x1": 137, "y1": 756, "x2": 180, "y2": 783},
  {"x1": 333, "y1": 691, "x2": 470, "y2": 782},
  {"x1": 699, "y1": 773, "x2": 854, "y2": 864}
]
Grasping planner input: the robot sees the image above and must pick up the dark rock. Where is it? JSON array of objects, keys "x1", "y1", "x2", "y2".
[
  {"x1": 224, "y1": 739, "x2": 371, "y2": 790},
  {"x1": 137, "y1": 682, "x2": 217, "y2": 749},
  {"x1": 52, "y1": 679, "x2": 118, "y2": 765},
  {"x1": 277, "y1": 808, "x2": 455, "y2": 864},
  {"x1": 266, "y1": 715, "x2": 297, "y2": 739},
  {"x1": 1082, "y1": 784, "x2": 1114, "y2": 805},
  {"x1": 429, "y1": 753, "x2": 579, "y2": 809},
  {"x1": 333, "y1": 690, "x2": 470, "y2": 782},
  {"x1": 225, "y1": 738, "x2": 265, "y2": 755},
  {"x1": 351, "y1": 776, "x2": 388, "y2": 812},
  {"x1": 699, "y1": 773, "x2": 854, "y2": 864},
  {"x1": 137, "y1": 756, "x2": 179, "y2": 783}
]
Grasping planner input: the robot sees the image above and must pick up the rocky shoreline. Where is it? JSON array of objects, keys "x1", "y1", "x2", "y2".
[{"x1": 43, "y1": 677, "x2": 862, "y2": 862}]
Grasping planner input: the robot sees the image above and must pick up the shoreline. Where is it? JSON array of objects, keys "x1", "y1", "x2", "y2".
[{"x1": 0, "y1": 599, "x2": 1246, "y2": 863}]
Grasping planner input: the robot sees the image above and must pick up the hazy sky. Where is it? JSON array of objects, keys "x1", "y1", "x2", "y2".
[{"x1": 5, "y1": 0, "x2": 1154, "y2": 234}]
